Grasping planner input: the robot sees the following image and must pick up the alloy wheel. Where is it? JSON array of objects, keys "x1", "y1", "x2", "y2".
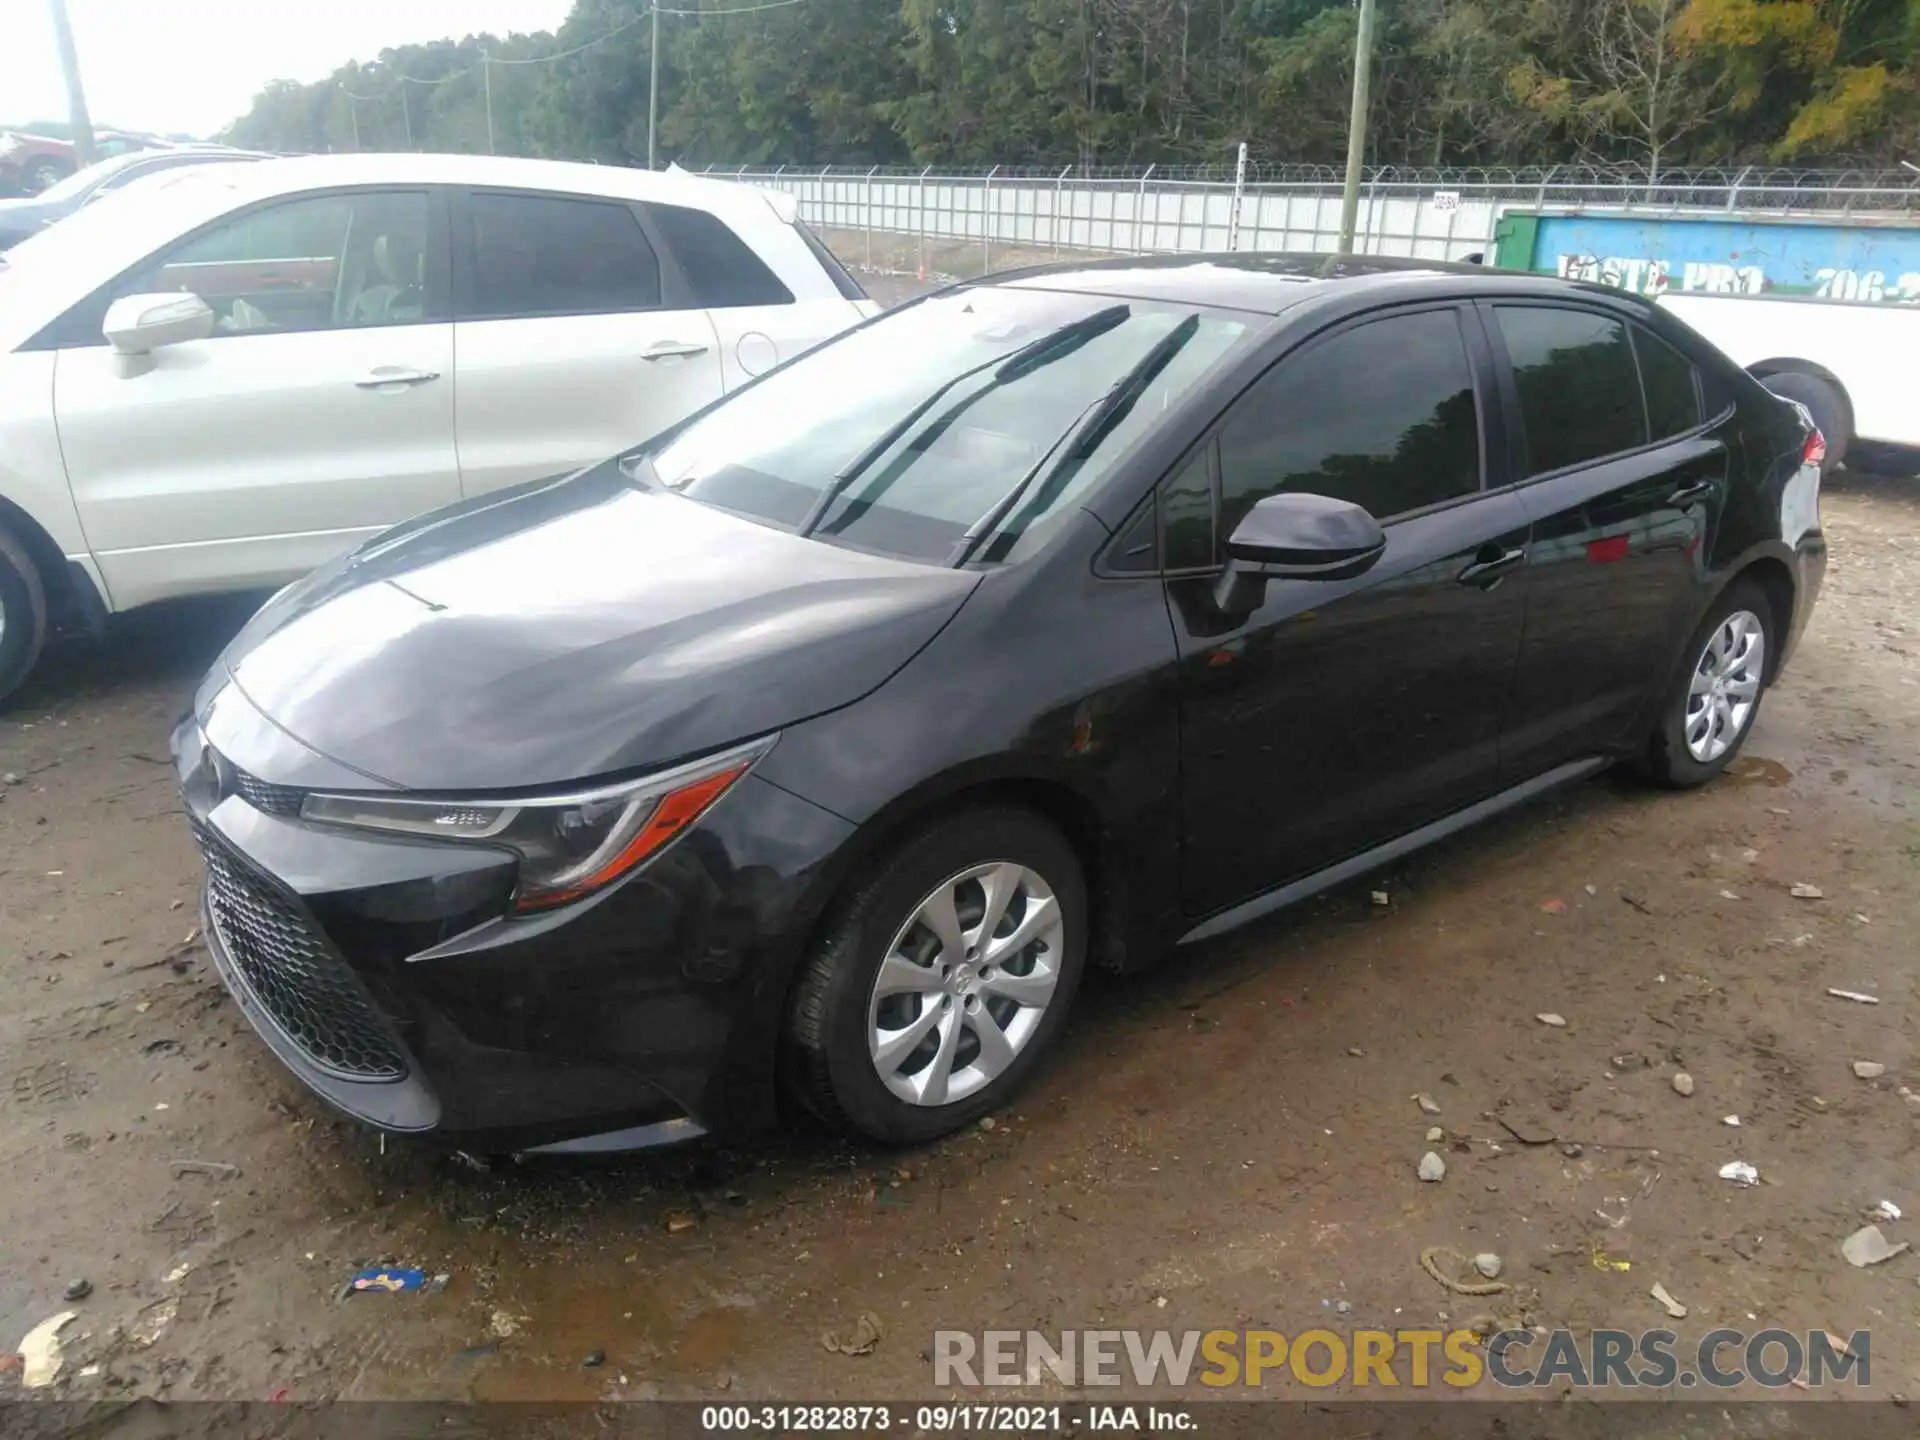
[
  {"x1": 866, "y1": 861, "x2": 1064, "y2": 1107},
  {"x1": 1685, "y1": 609, "x2": 1765, "y2": 763}
]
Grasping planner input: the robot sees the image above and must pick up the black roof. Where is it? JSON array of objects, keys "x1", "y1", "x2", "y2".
[{"x1": 983, "y1": 251, "x2": 1633, "y2": 317}]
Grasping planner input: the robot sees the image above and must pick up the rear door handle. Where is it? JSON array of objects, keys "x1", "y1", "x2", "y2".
[
  {"x1": 1668, "y1": 479, "x2": 1715, "y2": 508},
  {"x1": 641, "y1": 340, "x2": 709, "y2": 361},
  {"x1": 1457, "y1": 546, "x2": 1525, "y2": 589},
  {"x1": 355, "y1": 367, "x2": 440, "y2": 389}
]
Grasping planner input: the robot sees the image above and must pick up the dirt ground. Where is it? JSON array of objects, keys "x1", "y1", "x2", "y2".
[{"x1": 2, "y1": 264, "x2": 1918, "y2": 1419}]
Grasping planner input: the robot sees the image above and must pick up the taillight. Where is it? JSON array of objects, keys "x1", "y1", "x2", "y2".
[{"x1": 1802, "y1": 427, "x2": 1827, "y2": 469}]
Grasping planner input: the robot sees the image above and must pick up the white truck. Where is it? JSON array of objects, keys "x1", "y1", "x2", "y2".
[{"x1": 1657, "y1": 291, "x2": 1918, "y2": 476}]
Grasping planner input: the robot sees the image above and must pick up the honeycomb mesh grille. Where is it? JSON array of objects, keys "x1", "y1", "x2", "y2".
[
  {"x1": 231, "y1": 769, "x2": 305, "y2": 817},
  {"x1": 191, "y1": 820, "x2": 408, "y2": 1082}
]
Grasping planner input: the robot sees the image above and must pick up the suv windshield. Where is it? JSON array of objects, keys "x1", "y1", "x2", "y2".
[{"x1": 648, "y1": 286, "x2": 1248, "y2": 564}]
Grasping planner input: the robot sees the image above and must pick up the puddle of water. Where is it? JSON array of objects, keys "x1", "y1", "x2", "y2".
[
  {"x1": 1726, "y1": 756, "x2": 1793, "y2": 787},
  {"x1": 466, "y1": 1278, "x2": 757, "y2": 1401}
]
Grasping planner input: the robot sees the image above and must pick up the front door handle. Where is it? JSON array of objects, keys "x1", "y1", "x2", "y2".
[
  {"x1": 1457, "y1": 545, "x2": 1525, "y2": 589},
  {"x1": 1668, "y1": 478, "x2": 1715, "y2": 508},
  {"x1": 641, "y1": 340, "x2": 709, "y2": 362},
  {"x1": 355, "y1": 367, "x2": 440, "y2": 389}
]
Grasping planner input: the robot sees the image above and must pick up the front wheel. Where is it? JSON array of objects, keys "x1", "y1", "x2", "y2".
[
  {"x1": 787, "y1": 808, "x2": 1087, "y2": 1144},
  {"x1": 1638, "y1": 579, "x2": 1774, "y2": 788},
  {"x1": 0, "y1": 523, "x2": 48, "y2": 707}
]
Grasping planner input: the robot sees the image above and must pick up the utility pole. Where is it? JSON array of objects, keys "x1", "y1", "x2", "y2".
[
  {"x1": 482, "y1": 52, "x2": 495, "y2": 153},
  {"x1": 47, "y1": 0, "x2": 95, "y2": 167},
  {"x1": 647, "y1": 4, "x2": 660, "y2": 170},
  {"x1": 1335, "y1": 0, "x2": 1377, "y2": 255}
]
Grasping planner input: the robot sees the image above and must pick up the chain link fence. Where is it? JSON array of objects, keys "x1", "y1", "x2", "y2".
[{"x1": 701, "y1": 161, "x2": 1920, "y2": 278}]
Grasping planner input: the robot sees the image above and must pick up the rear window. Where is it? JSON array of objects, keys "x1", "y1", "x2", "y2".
[
  {"x1": 645, "y1": 203, "x2": 794, "y2": 308},
  {"x1": 792, "y1": 220, "x2": 867, "y2": 301},
  {"x1": 467, "y1": 192, "x2": 661, "y2": 319}
]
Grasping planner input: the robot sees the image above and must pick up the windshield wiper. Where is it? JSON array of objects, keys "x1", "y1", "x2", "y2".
[
  {"x1": 795, "y1": 304, "x2": 1131, "y2": 537},
  {"x1": 951, "y1": 312, "x2": 1201, "y2": 565}
]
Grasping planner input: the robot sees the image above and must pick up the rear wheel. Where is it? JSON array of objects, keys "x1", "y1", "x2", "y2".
[
  {"x1": 1638, "y1": 579, "x2": 1774, "y2": 788},
  {"x1": 1759, "y1": 371, "x2": 1848, "y2": 475},
  {"x1": 0, "y1": 523, "x2": 48, "y2": 707},
  {"x1": 787, "y1": 808, "x2": 1087, "y2": 1144},
  {"x1": 25, "y1": 159, "x2": 69, "y2": 193}
]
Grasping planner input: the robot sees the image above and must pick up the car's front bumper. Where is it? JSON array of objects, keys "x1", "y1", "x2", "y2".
[{"x1": 172, "y1": 687, "x2": 855, "y2": 1152}]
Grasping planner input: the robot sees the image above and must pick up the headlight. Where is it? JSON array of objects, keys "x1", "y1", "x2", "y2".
[{"x1": 300, "y1": 737, "x2": 773, "y2": 912}]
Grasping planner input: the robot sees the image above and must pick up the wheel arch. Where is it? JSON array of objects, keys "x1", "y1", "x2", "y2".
[{"x1": 1724, "y1": 554, "x2": 1796, "y2": 684}]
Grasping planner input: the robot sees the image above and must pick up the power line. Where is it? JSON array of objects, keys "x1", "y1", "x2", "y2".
[{"x1": 486, "y1": 9, "x2": 652, "y2": 63}]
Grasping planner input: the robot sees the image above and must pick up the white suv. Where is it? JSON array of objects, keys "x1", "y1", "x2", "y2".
[{"x1": 0, "y1": 153, "x2": 876, "y2": 701}]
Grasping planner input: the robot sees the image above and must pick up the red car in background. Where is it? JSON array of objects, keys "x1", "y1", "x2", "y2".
[{"x1": 0, "y1": 128, "x2": 168, "y2": 195}]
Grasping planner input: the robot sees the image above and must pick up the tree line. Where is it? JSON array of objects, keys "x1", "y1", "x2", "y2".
[{"x1": 224, "y1": 0, "x2": 1920, "y2": 174}]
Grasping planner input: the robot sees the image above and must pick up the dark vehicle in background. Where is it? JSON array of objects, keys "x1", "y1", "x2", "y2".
[
  {"x1": 172, "y1": 254, "x2": 1826, "y2": 1156},
  {"x1": 0, "y1": 146, "x2": 269, "y2": 249}
]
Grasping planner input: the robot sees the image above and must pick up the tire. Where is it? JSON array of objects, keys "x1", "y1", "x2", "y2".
[
  {"x1": 1759, "y1": 371, "x2": 1848, "y2": 474},
  {"x1": 0, "y1": 523, "x2": 48, "y2": 708},
  {"x1": 25, "y1": 160, "x2": 69, "y2": 194},
  {"x1": 1638, "y1": 579, "x2": 1774, "y2": 789},
  {"x1": 787, "y1": 807, "x2": 1088, "y2": 1144}
]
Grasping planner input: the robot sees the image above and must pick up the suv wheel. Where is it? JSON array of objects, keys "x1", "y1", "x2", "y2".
[
  {"x1": 0, "y1": 524, "x2": 47, "y2": 707},
  {"x1": 1639, "y1": 579, "x2": 1774, "y2": 788},
  {"x1": 788, "y1": 808, "x2": 1087, "y2": 1144}
]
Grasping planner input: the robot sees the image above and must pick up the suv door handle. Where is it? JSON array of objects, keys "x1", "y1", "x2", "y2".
[
  {"x1": 641, "y1": 340, "x2": 709, "y2": 361},
  {"x1": 1457, "y1": 545, "x2": 1525, "y2": 589},
  {"x1": 355, "y1": 367, "x2": 440, "y2": 388},
  {"x1": 1667, "y1": 479, "x2": 1715, "y2": 508}
]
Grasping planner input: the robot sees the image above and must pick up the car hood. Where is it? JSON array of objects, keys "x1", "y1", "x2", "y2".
[{"x1": 218, "y1": 460, "x2": 980, "y2": 792}]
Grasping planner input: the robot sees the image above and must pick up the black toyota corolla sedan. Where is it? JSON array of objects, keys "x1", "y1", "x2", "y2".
[{"x1": 172, "y1": 254, "x2": 1825, "y2": 1154}]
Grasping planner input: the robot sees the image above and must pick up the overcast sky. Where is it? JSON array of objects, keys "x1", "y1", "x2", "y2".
[{"x1": 2, "y1": 0, "x2": 577, "y2": 138}]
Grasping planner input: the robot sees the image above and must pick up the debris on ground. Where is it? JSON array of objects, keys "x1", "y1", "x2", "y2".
[
  {"x1": 1473, "y1": 1253, "x2": 1502, "y2": 1280},
  {"x1": 1591, "y1": 1245, "x2": 1632, "y2": 1273},
  {"x1": 1562, "y1": 1143, "x2": 1583, "y2": 1158},
  {"x1": 1426, "y1": 1126, "x2": 1444, "y2": 1142},
  {"x1": 979, "y1": 1117, "x2": 997, "y2": 1132},
  {"x1": 1719, "y1": 1161, "x2": 1760, "y2": 1187},
  {"x1": 1417, "y1": 1152, "x2": 1446, "y2": 1182},
  {"x1": 1672, "y1": 1072, "x2": 1695, "y2": 1096},
  {"x1": 489, "y1": 1310, "x2": 522, "y2": 1339},
  {"x1": 1536, "y1": 1013, "x2": 1567, "y2": 1028},
  {"x1": 583, "y1": 1349, "x2": 606, "y2": 1368},
  {"x1": 61, "y1": 1279, "x2": 91, "y2": 1303},
  {"x1": 1853, "y1": 1061, "x2": 1886, "y2": 1079},
  {"x1": 1874, "y1": 1201, "x2": 1903, "y2": 1223},
  {"x1": 16, "y1": 1311, "x2": 76, "y2": 1389},
  {"x1": 1650, "y1": 1282, "x2": 1688, "y2": 1319},
  {"x1": 1790, "y1": 883, "x2": 1826, "y2": 899},
  {"x1": 1347, "y1": 1046, "x2": 1366, "y2": 1057},
  {"x1": 1541, "y1": 899, "x2": 1566, "y2": 915},
  {"x1": 821, "y1": 1311, "x2": 884, "y2": 1356},
  {"x1": 1414, "y1": 1092, "x2": 1441, "y2": 1116},
  {"x1": 169, "y1": 1159, "x2": 239, "y2": 1180},
  {"x1": 1842, "y1": 1225, "x2": 1909, "y2": 1268},
  {"x1": 1370, "y1": 891, "x2": 1389, "y2": 907},
  {"x1": 1723, "y1": 1115, "x2": 1742, "y2": 1127},
  {"x1": 343, "y1": 1266, "x2": 427, "y2": 1296},
  {"x1": 665, "y1": 1211, "x2": 698, "y2": 1233},
  {"x1": 1420, "y1": 1246, "x2": 1507, "y2": 1295},
  {"x1": 128, "y1": 1297, "x2": 176, "y2": 1349},
  {"x1": 1828, "y1": 989, "x2": 1881, "y2": 1005}
]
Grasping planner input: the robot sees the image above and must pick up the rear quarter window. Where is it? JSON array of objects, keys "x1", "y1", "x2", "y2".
[{"x1": 645, "y1": 202, "x2": 794, "y2": 308}]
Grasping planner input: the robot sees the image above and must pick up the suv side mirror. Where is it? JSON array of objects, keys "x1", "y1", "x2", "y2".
[
  {"x1": 103, "y1": 292, "x2": 214, "y2": 375},
  {"x1": 1214, "y1": 491, "x2": 1387, "y2": 615}
]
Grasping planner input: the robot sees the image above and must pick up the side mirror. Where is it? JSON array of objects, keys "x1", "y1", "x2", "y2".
[
  {"x1": 1213, "y1": 491, "x2": 1387, "y2": 616},
  {"x1": 103, "y1": 292, "x2": 214, "y2": 374}
]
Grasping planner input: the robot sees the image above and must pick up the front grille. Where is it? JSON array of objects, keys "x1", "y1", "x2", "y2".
[
  {"x1": 232, "y1": 768, "x2": 305, "y2": 817},
  {"x1": 190, "y1": 819, "x2": 408, "y2": 1082}
]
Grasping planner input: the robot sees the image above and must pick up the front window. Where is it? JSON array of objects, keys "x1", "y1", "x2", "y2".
[{"x1": 646, "y1": 287, "x2": 1248, "y2": 565}]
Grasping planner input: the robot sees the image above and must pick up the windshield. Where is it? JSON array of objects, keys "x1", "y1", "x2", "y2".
[
  {"x1": 649, "y1": 287, "x2": 1248, "y2": 565},
  {"x1": 35, "y1": 151, "x2": 148, "y2": 204}
]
